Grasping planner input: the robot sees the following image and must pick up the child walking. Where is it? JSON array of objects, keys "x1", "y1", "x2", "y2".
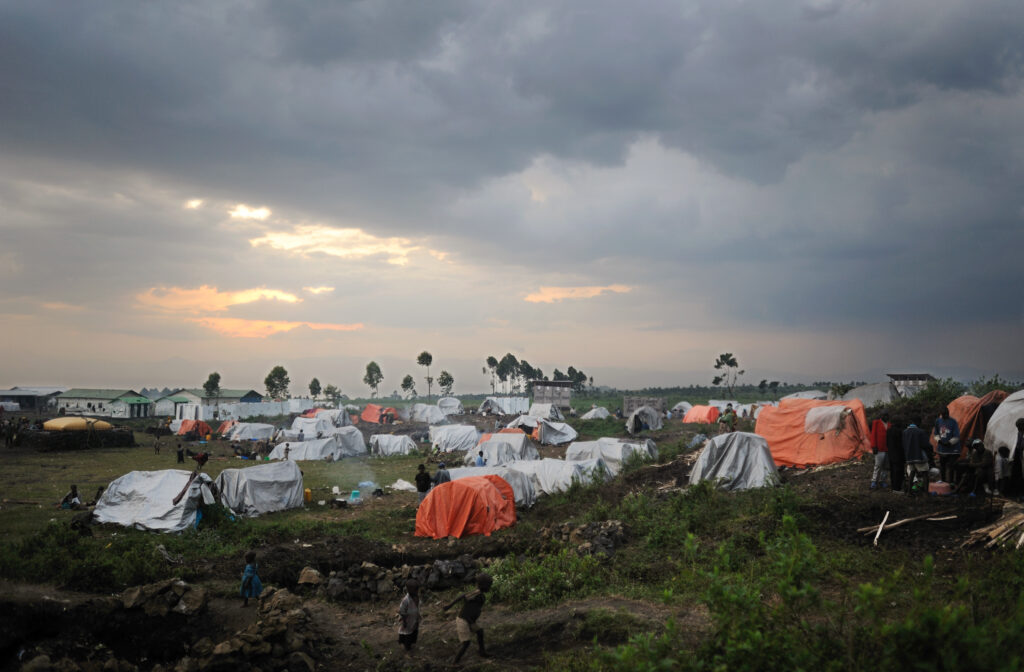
[
  {"x1": 443, "y1": 573, "x2": 493, "y2": 663},
  {"x1": 396, "y1": 579, "x2": 421, "y2": 656},
  {"x1": 240, "y1": 551, "x2": 263, "y2": 607}
]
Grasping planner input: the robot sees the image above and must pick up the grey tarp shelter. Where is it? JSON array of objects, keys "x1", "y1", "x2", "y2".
[{"x1": 688, "y1": 432, "x2": 779, "y2": 491}]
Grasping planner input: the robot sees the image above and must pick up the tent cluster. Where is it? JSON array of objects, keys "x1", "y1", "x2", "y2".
[{"x1": 269, "y1": 427, "x2": 367, "y2": 461}]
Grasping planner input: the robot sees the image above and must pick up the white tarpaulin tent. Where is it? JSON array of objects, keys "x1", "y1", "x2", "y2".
[
  {"x1": 465, "y1": 433, "x2": 540, "y2": 466},
  {"x1": 446, "y1": 467, "x2": 537, "y2": 509},
  {"x1": 326, "y1": 426, "x2": 367, "y2": 457},
  {"x1": 688, "y1": 432, "x2": 779, "y2": 491},
  {"x1": 506, "y1": 414, "x2": 539, "y2": 429},
  {"x1": 508, "y1": 458, "x2": 610, "y2": 496},
  {"x1": 528, "y1": 403, "x2": 564, "y2": 421},
  {"x1": 291, "y1": 416, "x2": 336, "y2": 437},
  {"x1": 314, "y1": 408, "x2": 352, "y2": 427},
  {"x1": 94, "y1": 470, "x2": 215, "y2": 533},
  {"x1": 626, "y1": 406, "x2": 663, "y2": 434},
  {"x1": 438, "y1": 397, "x2": 464, "y2": 415},
  {"x1": 536, "y1": 419, "x2": 578, "y2": 445},
  {"x1": 841, "y1": 382, "x2": 900, "y2": 407},
  {"x1": 782, "y1": 390, "x2": 828, "y2": 401},
  {"x1": 228, "y1": 423, "x2": 275, "y2": 441},
  {"x1": 215, "y1": 460, "x2": 304, "y2": 517},
  {"x1": 370, "y1": 434, "x2": 418, "y2": 456},
  {"x1": 270, "y1": 437, "x2": 339, "y2": 461},
  {"x1": 671, "y1": 401, "x2": 693, "y2": 415},
  {"x1": 567, "y1": 437, "x2": 658, "y2": 476},
  {"x1": 430, "y1": 424, "x2": 480, "y2": 453},
  {"x1": 985, "y1": 390, "x2": 1024, "y2": 457},
  {"x1": 581, "y1": 406, "x2": 611, "y2": 420},
  {"x1": 410, "y1": 403, "x2": 448, "y2": 424},
  {"x1": 479, "y1": 397, "x2": 530, "y2": 415}
]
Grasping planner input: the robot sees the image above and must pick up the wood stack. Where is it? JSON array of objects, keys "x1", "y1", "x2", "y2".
[{"x1": 962, "y1": 502, "x2": 1024, "y2": 549}]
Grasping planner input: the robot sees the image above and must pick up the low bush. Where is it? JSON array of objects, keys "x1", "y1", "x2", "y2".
[{"x1": 490, "y1": 548, "x2": 605, "y2": 609}]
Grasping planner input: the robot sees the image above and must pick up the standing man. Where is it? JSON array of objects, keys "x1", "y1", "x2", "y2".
[
  {"x1": 869, "y1": 413, "x2": 890, "y2": 489},
  {"x1": 414, "y1": 464, "x2": 432, "y2": 505},
  {"x1": 903, "y1": 416, "x2": 931, "y2": 494},
  {"x1": 932, "y1": 407, "x2": 961, "y2": 483},
  {"x1": 176, "y1": 442, "x2": 185, "y2": 464},
  {"x1": 433, "y1": 462, "x2": 452, "y2": 487}
]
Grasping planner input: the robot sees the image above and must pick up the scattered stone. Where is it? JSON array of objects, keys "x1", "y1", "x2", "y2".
[{"x1": 297, "y1": 567, "x2": 322, "y2": 585}]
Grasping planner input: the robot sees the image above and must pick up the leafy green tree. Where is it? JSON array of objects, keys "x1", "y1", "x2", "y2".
[
  {"x1": 758, "y1": 379, "x2": 768, "y2": 396},
  {"x1": 308, "y1": 377, "x2": 321, "y2": 399},
  {"x1": 417, "y1": 351, "x2": 433, "y2": 398},
  {"x1": 969, "y1": 374, "x2": 1022, "y2": 396},
  {"x1": 203, "y1": 372, "x2": 221, "y2": 399},
  {"x1": 323, "y1": 384, "x2": 340, "y2": 405},
  {"x1": 497, "y1": 353, "x2": 520, "y2": 394},
  {"x1": 264, "y1": 366, "x2": 290, "y2": 399},
  {"x1": 769, "y1": 381, "x2": 780, "y2": 398},
  {"x1": 363, "y1": 361, "x2": 383, "y2": 398},
  {"x1": 438, "y1": 370, "x2": 454, "y2": 395},
  {"x1": 485, "y1": 356, "x2": 499, "y2": 393},
  {"x1": 401, "y1": 374, "x2": 417, "y2": 398},
  {"x1": 712, "y1": 353, "x2": 744, "y2": 398}
]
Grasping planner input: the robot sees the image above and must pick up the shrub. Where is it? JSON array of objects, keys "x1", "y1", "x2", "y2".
[{"x1": 490, "y1": 548, "x2": 604, "y2": 609}]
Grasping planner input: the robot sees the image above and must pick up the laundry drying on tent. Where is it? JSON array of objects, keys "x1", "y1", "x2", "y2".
[
  {"x1": 215, "y1": 460, "x2": 304, "y2": 517},
  {"x1": 688, "y1": 432, "x2": 779, "y2": 491},
  {"x1": 94, "y1": 470, "x2": 216, "y2": 533},
  {"x1": 754, "y1": 399, "x2": 871, "y2": 468},
  {"x1": 414, "y1": 475, "x2": 516, "y2": 539},
  {"x1": 370, "y1": 434, "x2": 418, "y2": 457},
  {"x1": 566, "y1": 437, "x2": 658, "y2": 476}
]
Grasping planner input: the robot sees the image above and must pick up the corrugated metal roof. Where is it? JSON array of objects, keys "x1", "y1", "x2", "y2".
[
  {"x1": 60, "y1": 389, "x2": 137, "y2": 400},
  {"x1": 116, "y1": 396, "x2": 152, "y2": 405}
]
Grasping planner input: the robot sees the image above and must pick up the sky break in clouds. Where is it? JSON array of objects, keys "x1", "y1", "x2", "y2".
[{"x1": 0, "y1": 0, "x2": 1022, "y2": 393}]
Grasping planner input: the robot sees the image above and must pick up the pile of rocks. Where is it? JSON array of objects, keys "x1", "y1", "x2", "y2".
[
  {"x1": 541, "y1": 520, "x2": 627, "y2": 557},
  {"x1": 121, "y1": 578, "x2": 208, "y2": 617},
  {"x1": 318, "y1": 554, "x2": 482, "y2": 602}
]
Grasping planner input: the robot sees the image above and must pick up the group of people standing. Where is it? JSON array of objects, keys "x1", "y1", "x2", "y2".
[
  {"x1": 414, "y1": 463, "x2": 451, "y2": 503},
  {"x1": 869, "y1": 409, "x2": 1024, "y2": 496}
]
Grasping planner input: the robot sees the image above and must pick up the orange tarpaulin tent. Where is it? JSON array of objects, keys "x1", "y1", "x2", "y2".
[
  {"x1": 177, "y1": 419, "x2": 212, "y2": 437},
  {"x1": 755, "y1": 399, "x2": 870, "y2": 468},
  {"x1": 415, "y1": 475, "x2": 516, "y2": 539},
  {"x1": 216, "y1": 420, "x2": 238, "y2": 435},
  {"x1": 932, "y1": 391, "x2": 1008, "y2": 456},
  {"x1": 361, "y1": 404, "x2": 398, "y2": 424},
  {"x1": 683, "y1": 405, "x2": 720, "y2": 424},
  {"x1": 477, "y1": 428, "x2": 525, "y2": 445}
]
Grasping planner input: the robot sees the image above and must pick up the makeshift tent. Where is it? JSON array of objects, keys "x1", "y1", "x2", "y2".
[
  {"x1": 438, "y1": 397, "x2": 464, "y2": 415},
  {"x1": 216, "y1": 419, "x2": 238, "y2": 436},
  {"x1": 176, "y1": 420, "x2": 212, "y2": 437},
  {"x1": 534, "y1": 419, "x2": 578, "y2": 445},
  {"x1": 841, "y1": 382, "x2": 900, "y2": 407},
  {"x1": 447, "y1": 466, "x2": 537, "y2": 508},
  {"x1": 781, "y1": 390, "x2": 828, "y2": 401},
  {"x1": 688, "y1": 432, "x2": 779, "y2": 491},
  {"x1": 683, "y1": 405, "x2": 720, "y2": 424},
  {"x1": 506, "y1": 414, "x2": 540, "y2": 430},
  {"x1": 754, "y1": 399, "x2": 871, "y2": 468},
  {"x1": 43, "y1": 417, "x2": 112, "y2": 431},
  {"x1": 670, "y1": 401, "x2": 693, "y2": 415},
  {"x1": 581, "y1": 406, "x2": 611, "y2": 420},
  {"x1": 94, "y1": 470, "x2": 214, "y2": 533},
  {"x1": 507, "y1": 458, "x2": 610, "y2": 496},
  {"x1": 465, "y1": 433, "x2": 540, "y2": 466},
  {"x1": 528, "y1": 403, "x2": 564, "y2": 421},
  {"x1": 478, "y1": 397, "x2": 530, "y2": 415},
  {"x1": 344, "y1": 404, "x2": 361, "y2": 412},
  {"x1": 410, "y1": 403, "x2": 448, "y2": 424},
  {"x1": 429, "y1": 424, "x2": 480, "y2": 453},
  {"x1": 937, "y1": 391, "x2": 1008, "y2": 456},
  {"x1": 291, "y1": 416, "x2": 335, "y2": 438},
  {"x1": 985, "y1": 390, "x2": 1024, "y2": 458},
  {"x1": 361, "y1": 404, "x2": 398, "y2": 424},
  {"x1": 626, "y1": 406, "x2": 663, "y2": 434},
  {"x1": 270, "y1": 431, "x2": 366, "y2": 461},
  {"x1": 566, "y1": 437, "x2": 658, "y2": 476},
  {"x1": 215, "y1": 460, "x2": 304, "y2": 517},
  {"x1": 315, "y1": 408, "x2": 352, "y2": 427},
  {"x1": 229, "y1": 423, "x2": 275, "y2": 441},
  {"x1": 414, "y1": 475, "x2": 516, "y2": 539},
  {"x1": 370, "y1": 434, "x2": 418, "y2": 457},
  {"x1": 325, "y1": 426, "x2": 367, "y2": 457}
]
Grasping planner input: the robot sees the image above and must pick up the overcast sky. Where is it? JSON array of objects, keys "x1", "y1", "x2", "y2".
[{"x1": 2, "y1": 0, "x2": 1022, "y2": 395}]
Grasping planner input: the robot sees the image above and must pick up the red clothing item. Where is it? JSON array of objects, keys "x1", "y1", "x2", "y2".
[{"x1": 870, "y1": 420, "x2": 889, "y2": 452}]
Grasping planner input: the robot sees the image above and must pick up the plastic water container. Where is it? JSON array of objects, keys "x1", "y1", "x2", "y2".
[
  {"x1": 349, "y1": 489, "x2": 362, "y2": 505},
  {"x1": 304, "y1": 488, "x2": 312, "y2": 503}
]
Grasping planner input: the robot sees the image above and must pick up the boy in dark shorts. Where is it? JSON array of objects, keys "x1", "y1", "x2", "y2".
[{"x1": 443, "y1": 573, "x2": 493, "y2": 663}]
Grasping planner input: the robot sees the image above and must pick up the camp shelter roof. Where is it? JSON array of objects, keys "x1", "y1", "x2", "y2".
[
  {"x1": 325, "y1": 426, "x2": 367, "y2": 456},
  {"x1": 566, "y1": 437, "x2": 658, "y2": 476},
  {"x1": 60, "y1": 389, "x2": 139, "y2": 401},
  {"x1": 534, "y1": 419, "x2": 578, "y2": 445},
  {"x1": 176, "y1": 420, "x2": 212, "y2": 437},
  {"x1": 755, "y1": 399, "x2": 871, "y2": 468},
  {"x1": 214, "y1": 460, "x2": 304, "y2": 518},
  {"x1": 229, "y1": 423, "x2": 275, "y2": 441},
  {"x1": 506, "y1": 414, "x2": 540, "y2": 430},
  {"x1": 581, "y1": 406, "x2": 611, "y2": 420},
  {"x1": 782, "y1": 390, "x2": 828, "y2": 401},
  {"x1": 410, "y1": 403, "x2": 448, "y2": 424},
  {"x1": 683, "y1": 405, "x2": 720, "y2": 424},
  {"x1": 626, "y1": 406, "x2": 663, "y2": 434},
  {"x1": 670, "y1": 401, "x2": 693, "y2": 414},
  {"x1": 689, "y1": 432, "x2": 779, "y2": 491},
  {"x1": 437, "y1": 397, "x2": 464, "y2": 415},
  {"x1": 370, "y1": 434, "x2": 418, "y2": 457},
  {"x1": 528, "y1": 403, "x2": 564, "y2": 421},
  {"x1": 465, "y1": 433, "x2": 540, "y2": 466},
  {"x1": 414, "y1": 475, "x2": 516, "y2": 539},
  {"x1": 447, "y1": 466, "x2": 537, "y2": 508},
  {"x1": 94, "y1": 470, "x2": 214, "y2": 533},
  {"x1": 985, "y1": 390, "x2": 1024, "y2": 458},
  {"x1": 216, "y1": 420, "x2": 238, "y2": 435},
  {"x1": 291, "y1": 415, "x2": 335, "y2": 437},
  {"x1": 939, "y1": 391, "x2": 1008, "y2": 455},
  {"x1": 478, "y1": 396, "x2": 530, "y2": 415},
  {"x1": 117, "y1": 396, "x2": 152, "y2": 405},
  {"x1": 360, "y1": 403, "x2": 398, "y2": 424},
  {"x1": 506, "y1": 457, "x2": 610, "y2": 496},
  {"x1": 270, "y1": 432, "x2": 366, "y2": 461},
  {"x1": 429, "y1": 424, "x2": 480, "y2": 453},
  {"x1": 43, "y1": 417, "x2": 113, "y2": 431},
  {"x1": 841, "y1": 382, "x2": 900, "y2": 407}
]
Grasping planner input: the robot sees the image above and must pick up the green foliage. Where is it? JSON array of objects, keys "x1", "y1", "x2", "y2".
[
  {"x1": 712, "y1": 353, "x2": 744, "y2": 397},
  {"x1": 490, "y1": 548, "x2": 604, "y2": 609},
  {"x1": 203, "y1": 372, "x2": 221, "y2": 398},
  {"x1": 400, "y1": 374, "x2": 416, "y2": 398},
  {"x1": 438, "y1": 370, "x2": 454, "y2": 395},
  {"x1": 308, "y1": 377, "x2": 321, "y2": 398},
  {"x1": 969, "y1": 374, "x2": 1023, "y2": 396},
  {"x1": 363, "y1": 361, "x2": 383, "y2": 397},
  {"x1": 264, "y1": 365, "x2": 290, "y2": 399},
  {"x1": 323, "y1": 383, "x2": 340, "y2": 404}
]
